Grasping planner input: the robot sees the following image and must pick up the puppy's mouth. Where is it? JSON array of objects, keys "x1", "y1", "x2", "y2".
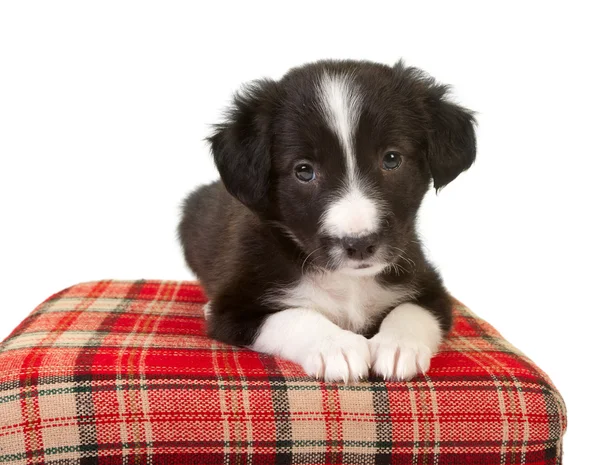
[
  {"x1": 339, "y1": 261, "x2": 388, "y2": 277},
  {"x1": 319, "y1": 243, "x2": 389, "y2": 276},
  {"x1": 355, "y1": 263, "x2": 373, "y2": 269}
]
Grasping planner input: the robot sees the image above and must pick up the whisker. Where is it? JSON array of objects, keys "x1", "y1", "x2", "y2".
[
  {"x1": 389, "y1": 246, "x2": 416, "y2": 269},
  {"x1": 301, "y1": 246, "x2": 325, "y2": 276},
  {"x1": 381, "y1": 247, "x2": 417, "y2": 276},
  {"x1": 387, "y1": 261, "x2": 407, "y2": 275},
  {"x1": 398, "y1": 253, "x2": 416, "y2": 269}
]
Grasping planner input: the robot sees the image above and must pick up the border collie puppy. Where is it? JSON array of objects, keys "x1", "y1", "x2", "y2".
[{"x1": 179, "y1": 59, "x2": 476, "y2": 382}]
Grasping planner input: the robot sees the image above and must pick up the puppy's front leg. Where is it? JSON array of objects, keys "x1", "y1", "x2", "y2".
[
  {"x1": 252, "y1": 308, "x2": 370, "y2": 382},
  {"x1": 369, "y1": 303, "x2": 443, "y2": 380}
]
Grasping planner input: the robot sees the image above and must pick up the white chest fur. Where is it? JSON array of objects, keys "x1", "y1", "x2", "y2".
[{"x1": 266, "y1": 271, "x2": 416, "y2": 333}]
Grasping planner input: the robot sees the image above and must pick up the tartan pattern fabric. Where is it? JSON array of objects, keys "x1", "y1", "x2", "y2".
[{"x1": 0, "y1": 280, "x2": 566, "y2": 465}]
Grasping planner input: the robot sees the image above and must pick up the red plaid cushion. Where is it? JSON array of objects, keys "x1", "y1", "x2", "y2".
[{"x1": 0, "y1": 280, "x2": 566, "y2": 464}]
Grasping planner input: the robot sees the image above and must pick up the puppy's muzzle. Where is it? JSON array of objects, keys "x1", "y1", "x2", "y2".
[{"x1": 340, "y1": 233, "x2": 380, "y2": 260}]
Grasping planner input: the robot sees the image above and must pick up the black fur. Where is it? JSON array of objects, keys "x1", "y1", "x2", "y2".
[
  {"x1": 208, "y1": 79, "x2": 281, "y2": 212},
  {"x1": 178, "y1": 59, "x2": 476, "y2": 347}
]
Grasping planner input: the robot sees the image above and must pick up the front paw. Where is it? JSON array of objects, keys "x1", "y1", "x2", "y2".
[
  {"x1": 301, "y1": 331, "x2": 370, "y2": 383},
  {"x1": 368, "y1": 333, "x2": 435, "y2": 381}
]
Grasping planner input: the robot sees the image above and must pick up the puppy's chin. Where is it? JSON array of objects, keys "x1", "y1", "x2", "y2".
[{"x1": 337, "y1": 263, "x2": 388, "y2": 277}]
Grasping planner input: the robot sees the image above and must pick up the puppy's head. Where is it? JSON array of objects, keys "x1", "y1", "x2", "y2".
[{"x1": 209, "y1": 60, "x2": 476, "y2": 276}]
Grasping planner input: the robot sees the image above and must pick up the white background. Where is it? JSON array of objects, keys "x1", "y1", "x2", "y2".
[{"x1": 1, "y1": 1, "x2": 598, "y2": 461}]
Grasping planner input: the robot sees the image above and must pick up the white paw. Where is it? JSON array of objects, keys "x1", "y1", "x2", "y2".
[
  {"x1": 368, "y1": 333, "x2": 435, "y2": 381},
  {"x1": 301, "y1": 331, "x2": 370, "y2": 383},
  {"x1": 203, "y1": 301, "x2": 212, "y2": 319}
]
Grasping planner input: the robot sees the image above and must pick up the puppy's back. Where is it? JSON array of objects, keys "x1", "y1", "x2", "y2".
[{"x1": 178, "y1": 181, "x2": 249, "y2": 297}]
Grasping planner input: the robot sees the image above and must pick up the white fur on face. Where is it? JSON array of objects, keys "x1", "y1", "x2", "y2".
[
  {"x1": 322, "y1": 187, "x2": 379, "y2": 238},
  {"x1": 318, "y1": 73, "x2": 362, "y2": 180},
  {"x1": 369, "y1": 302, "x2": 442, "y2": 380},
  {"x1": 318, "y1": 73, "x2": 381, "y2": 240}
]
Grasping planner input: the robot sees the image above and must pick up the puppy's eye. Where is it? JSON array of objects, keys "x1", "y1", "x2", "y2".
[
  {"x1": 294, "y1": 163, "x2": 316, "y2": 182},
  {"x1": 382, "y1": 152, "x2": 402, "y2": 171}
]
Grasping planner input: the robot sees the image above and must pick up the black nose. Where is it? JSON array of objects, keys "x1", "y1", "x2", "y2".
[{"x1": 341, "y1": 234, "x2": 379, "y2": 259}]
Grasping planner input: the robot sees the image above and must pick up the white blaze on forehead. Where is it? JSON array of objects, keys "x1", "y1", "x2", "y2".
[
  {"x1": 318, "y1": 72, "x2": 380, "y2": 238},
  {"x1": 318, "y1": 72, "x2": 362, "y2": 181}
]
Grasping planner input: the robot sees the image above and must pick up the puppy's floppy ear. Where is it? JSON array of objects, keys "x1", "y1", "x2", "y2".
[
  {"x1": 393, "y1": 60, "x2": 477, "y2": 190},
  {"x1": 426, "y1": 91, "x2": 477, "y2": 190},
  {"x1": 208, "y1": 79, "x2": 280, "y2": 211}
]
